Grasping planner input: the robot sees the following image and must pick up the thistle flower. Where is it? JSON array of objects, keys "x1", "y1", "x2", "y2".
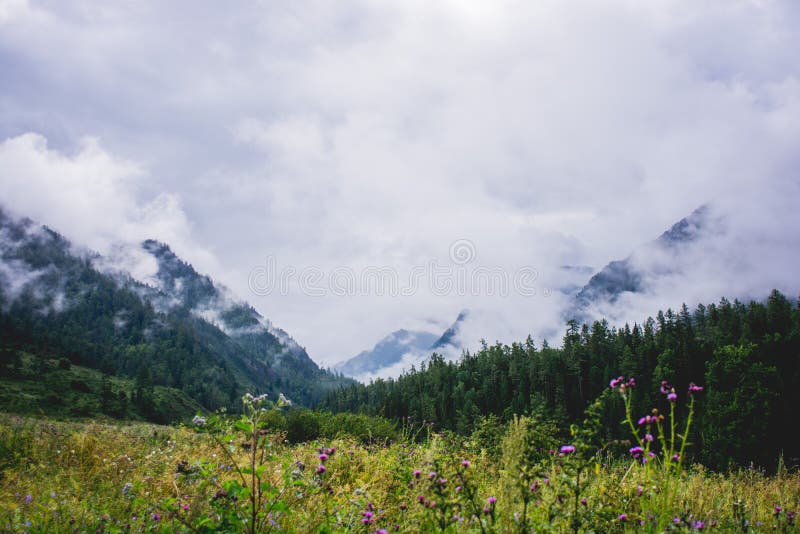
[
  {"x1": 316, "y1": 464, "x2": 326, "y2": 474},
  {"x1": 488, "y1": 496, "x2": 497, "y2": 505},
  {"x1": 644, "y1": 433, "x2": 654, "y2": 442},
  {"x1": 629, "y1": 446, "x2": 644, "y2": 458},
  {"x1": 318, "y1": 453, "x2": 328, "y2": 462},
  {"x1": 688, "y1": 383, "x2": 704, "y2": 394},
  {"x1": 667, "y1": 392, "x2": 678, "y2": 402},
  {"x1": 618, "y1": 514, "x2": 628, "y2": 521},
  {"x1": 560, "y1": 445, "x2": 576, "y2": 454},
  {"x1": 461, "y1": 460, "x2": 470, "y2": 467},
  {"x1": 412, "y1": 469, "x2": 421, "y2": 478}
]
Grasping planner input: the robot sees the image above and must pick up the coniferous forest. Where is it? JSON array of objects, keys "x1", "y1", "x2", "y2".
[{"x1": 323, "y1": 290, "x2": 800, "y2": 471}]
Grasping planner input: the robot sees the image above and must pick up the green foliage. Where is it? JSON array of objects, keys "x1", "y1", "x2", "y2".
[{"x1": 324, "y1": 291, "x2": 800, "y2": 470}]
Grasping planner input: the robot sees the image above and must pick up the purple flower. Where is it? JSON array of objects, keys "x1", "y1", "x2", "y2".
[
  {"x1": 660, "y1": 380, "x2": 670, "y2": 394},
  {"x1": 412, "y1": 469, "x2": 421, "y2": 478},
  {"x1": 774, "y1": 506, "x2": 782, "y2": 515},
  {"x1": 667, "y1": 392, "x2": 678, "y2": 402},
  {"x1": 629, "y1": 446, "x2": 644, "y2": 458},
  {"x1": 644, "y1": 433, "x2": 654, "y2": 442},
  {"x1": 487, "y1": 496, "x2": 497, "y2": 505},
  {"x1": 152, "y1": 513, "x2": 161, "y2": 521},
  {"x1": 318, "y1": 453, "x2": 328, "y2": 462},
  {"x1": 461, "y1": 460, "x2": 470, "y2": 467},
  {"x1": 638, "y1": 417, "x2": 648, "y2": 426},
  {"x1": 673, "y1": 517, "x2": 682, "y2": 524},
  {"x1": 610, "y1": 376, "x2": 623, "y2": 388},
  {"x1": 316, "y1": 464, "x2": 326, "y2": 474},
  {"x1": 25, "y1": 494, "x2": 32, "y2": 503},
  {"x1": 627, "y1": 378, "x2": 637, "y2": 388},
  {"x1": 580, "y1": 498, "x2": 587, "y2": 506},
  {"x1": 688, "y1": 383, "x2": 704, "y2": 394},
  {"x1": 693, "y1": 521, "x2": 705, "y2": 530},
  {"x1": 560, "y1": 445, "x2": 576, "y2": 454},
  {"x1": 428, "y1": 471, "x2": 437, "y2": 479},
  {"x1": 672, "y1": 454, "x2": 680, "y2": 462},
  {"x1": 483, "y1": 506, "x2": 490, "y2": 514},
  {"x1": 618, "y1": 514, "x2": 628, "y2": 521}
]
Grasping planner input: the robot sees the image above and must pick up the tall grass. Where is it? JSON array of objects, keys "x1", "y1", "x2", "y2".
[{"x1": 0, "y1": 395, "x2": 797, "y2": 532}]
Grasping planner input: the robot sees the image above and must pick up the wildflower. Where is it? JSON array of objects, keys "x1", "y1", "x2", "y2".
[
  {"x1": 483, "y1": 506, "x2": 490, "y2": 514},
  {"x1": 428, "y1": 471, "x2": 437, "y2": 479},
  {"x1": 417, "y1": 495, "x2": 424, "y2": 504},
  {"x1": 192, "y1": 415, "x2": 206, "y2": 427},
  {"x1": 693, "y1": 521, "x2": 705, "y2": 530},
  {"x1": 438, "y1": 478, "x2": 447, "y2": 485},
  {"x1": 560, "y1": 445, "x2": 576, "y2": 454},
  {"x1": 672, "y1": 454, "x2": 680, "y2": 462},
  {"x1": 181, "y1": 503, "x2": 190, "y2": 511},
  {"x1": 122, "y1": 483, "x2": 133, "y2": 496},
  {"x1": 316, "y1": 465, "x2": 326, "y2": 474},
  {"x1": 399, "y1": 503, "x2": 407, "y2": 511},
  {"x1": 673, "y1": 517, "x2": 682, "y2": 524},
  {"x1": 488, "y1": 496, "x2": 497, "y2": 505},
  {"x1": 629, "y1": 446, "x2": 644, "y2": 458},
  {"x1": 318, "y1": 453, "x2": 329, "y2": 462},
  {"x1": 774, "y1": 506, "x2": 782, "y2": 515},
  {"x1": 412, "y1": 469, "x2": 421, "y2": 478},
  {"x1": 688, "y1": 383, "x2": 704, "y2": 394},
  {"x1": 618, "y1": 514, "x2": 628, "y2": 521},
  {"x1": 660, "y1": 381, "x2": 670, "y2": 394},
  {"x1": 637, "y1": 486, "x2": 643, "y2": 496},
  {"x1": 644, "y1": 433, "x2": 654, "y2": 442},
  {"x1": 638, "y1": 416, "x2": 648, "y2": 426},
  {"x1": 25, "y1": 494, "x2": 32, "y2": 503},
  {"x1": 461, "y1": 460, "x2": 471, "y2": 467},
  {"x1": 627, "y1": 377, "x2": 637, "y2": 387},
  {"x1": 455, "y1": 486, "x2": 462, "y2": 492},
  {"x1": 152, "y1": 513, "x2": 161, "y2": 521},
  {"x1": 580, "y1": 498, "x2": 587, "y2": 506},
  {"x1": 667, "y1": 392, "x2": 678, "y2": 402}
]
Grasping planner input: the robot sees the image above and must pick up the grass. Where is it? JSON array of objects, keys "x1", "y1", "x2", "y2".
[{"x1": 0, "y1": 412, "x2": 797, "y2": 533}]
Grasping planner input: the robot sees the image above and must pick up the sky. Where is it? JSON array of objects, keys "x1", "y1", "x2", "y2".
[{"x1": 1, "y1": 0, "x2": 799, "y2": 367}]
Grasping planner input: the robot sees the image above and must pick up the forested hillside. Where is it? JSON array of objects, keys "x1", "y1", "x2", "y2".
[
  {"x1": 0, "y1": 209, "x2": 351, "y2": 421},
  {"x1": 323, "y1": 290, "x2": 800, "y2": 470}
]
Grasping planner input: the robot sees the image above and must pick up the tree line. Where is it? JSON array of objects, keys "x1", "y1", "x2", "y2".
[{"x1": 322, "y1": 290, "x2": 800, "y2": 470}]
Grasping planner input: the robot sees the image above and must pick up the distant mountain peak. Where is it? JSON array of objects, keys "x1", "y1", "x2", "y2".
[{"x1": 568, "y1": 205, "x2": 718, "y2": 321}]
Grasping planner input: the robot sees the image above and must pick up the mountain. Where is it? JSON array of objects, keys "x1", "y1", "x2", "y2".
[
  {"x1": 568, "y1": 205, "x2": 714, "y2": 321},
  {"x1": 430, "y1": 309, "x2": 469, "y2": 350},
  {"x1": 0, "y1": 207, "x2": 351, "y2": 421},
  {"x1": 335, "y1": 329, "x2": 439, "y2": 378},
  {"x1": 336, "y1": 310, "x2": 469, "y2": 381}
]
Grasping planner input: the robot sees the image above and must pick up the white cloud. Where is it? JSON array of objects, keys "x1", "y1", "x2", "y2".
[{"x1": 1, "y1": 1, "x2": 799, "y2": 366}]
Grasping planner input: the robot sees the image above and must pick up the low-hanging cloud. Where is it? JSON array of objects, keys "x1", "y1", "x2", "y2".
[{"x1": 1, "y1": 0, "x2": 799, "y2": 366}]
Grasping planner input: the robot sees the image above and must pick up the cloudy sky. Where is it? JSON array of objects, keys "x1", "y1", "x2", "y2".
[{"x1": 1, "y1": 0, "x2": 799, "y2": 366}]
